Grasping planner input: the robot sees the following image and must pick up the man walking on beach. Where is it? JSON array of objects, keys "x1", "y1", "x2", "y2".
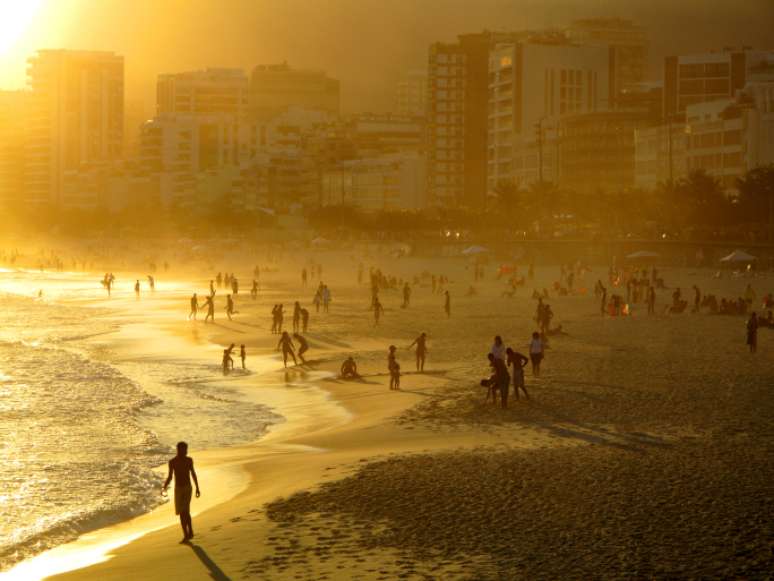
[{"x1": 162, "y1": 441, "x2": 200, "y2": 543}]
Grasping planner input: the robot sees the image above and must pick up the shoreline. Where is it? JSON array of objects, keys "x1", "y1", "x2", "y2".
[{"x1": 1, "y1": 271, "x2": 358, "y2": 580}]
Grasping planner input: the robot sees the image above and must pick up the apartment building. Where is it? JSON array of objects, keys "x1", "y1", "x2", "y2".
[
  {"x1": 249, "y1": 63, "x2": 340, "y2": 121},
  {"x1": 487, "y1": 36, "x2": 610, "y2": 190},
  {"x1": 25, "y1": 50, "x2": 124, "y2": 206},
  {"x1": 663, "y1": 48, "x2": 774, "y2": 118},
  {"x1": 0, "y1": 90, "x2": 27, "y2": 206},
  {"x1": 394, "y1": 70, "x2": 427, "y2": 117}
]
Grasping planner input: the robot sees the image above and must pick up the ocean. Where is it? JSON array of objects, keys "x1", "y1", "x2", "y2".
[{"x1": 0, "y1": 269, "x2": 277, "y2": 570}]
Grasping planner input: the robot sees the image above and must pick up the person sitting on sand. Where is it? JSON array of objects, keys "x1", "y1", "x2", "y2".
[
  {"x1": 506, "y1": 347, "x2": 530, "y2": 400},
  {"x1": 408, "y1": 332, "x2": 428, "y2": 372},
  {"x1": 529, "y1": 331, "x2": 544, "y2": 377},
  {"x1": 293, "y1": 333, "x2": 309, "y2": 364},
  {"x1": 340, "y1": 357, "x2": 360, "y2": 379},
  {"x1": 162, "y1": 441, "x2": 200, "y2": 543},
  {"x1": 276, "y1": 331, "x2": 297, "y2": 367}
]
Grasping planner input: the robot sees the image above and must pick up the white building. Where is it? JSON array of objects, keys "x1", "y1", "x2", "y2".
[
  {"x1": 25, "y1": 50, "x2": 124, "y2": 205},
  {"x1": 487, "y1": 37, "x2": 610, "y2": 191},
  {"x1": 635, "y1": 75, "x2": 774, "y2": 193}
]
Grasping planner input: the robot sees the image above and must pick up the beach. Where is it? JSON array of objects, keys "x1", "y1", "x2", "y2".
[{"x1": 1, "y1": 252, "x2": 773, "y2": 580}]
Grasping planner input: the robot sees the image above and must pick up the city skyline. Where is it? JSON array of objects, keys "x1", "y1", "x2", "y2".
[{"x1": 1, "y1": 0, "x2": 773, "y2": 114}]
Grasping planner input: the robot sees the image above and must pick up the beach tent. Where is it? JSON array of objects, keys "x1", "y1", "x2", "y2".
[
  {"x1": 719, "y1": 250, "x2": 757, "y2": 263},
  {"x1": 461, "y1": 245, "x2": 489, "y2": 256},
  {"x1": 625, "y1": 250, "x2": 660, "y2": 260}
]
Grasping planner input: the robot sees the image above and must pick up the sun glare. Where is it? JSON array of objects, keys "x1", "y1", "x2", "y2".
[{"x1": 0, "y1": 0, "x2": 44, "y2": 56}]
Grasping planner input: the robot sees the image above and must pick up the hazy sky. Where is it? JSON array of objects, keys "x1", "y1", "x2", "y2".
[{"x1": 1, "y1": 0, "x2": 772, "y2": 114}]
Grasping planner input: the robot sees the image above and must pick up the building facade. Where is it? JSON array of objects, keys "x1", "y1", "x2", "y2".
[
  {"x1": 25, "y1": 50, "x2": 124, "y2": 205},
  {"x1": 568, "y1": 18, "x2": 647, "y2": 99},
  {"x1": 394, "y1": 70, "x2": 427, "y2": 117},
  {"x1": 249, "y1": 63, "x2": 340, "y2": 121},
  {"x1": 0, "y1": 91, "x2": 27, "y2": 207},
  {"x1": 156, "y1": 68, "x2": 248, "y2": 116},
  {"x1": 487, "y1": 37, "x2": 610, "y2": 191},
  {"x1": 663, "y1": 49, "x2": 774, "y2": 118}
]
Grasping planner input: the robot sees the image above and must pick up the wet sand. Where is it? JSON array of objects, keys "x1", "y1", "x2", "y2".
[{"x1": 4, "y1": 255, "x2": 772, "y2": 580}]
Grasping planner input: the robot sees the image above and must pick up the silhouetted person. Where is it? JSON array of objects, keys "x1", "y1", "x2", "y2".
[
  {"x1": 240, "y1": 344, "x2": 246, "y2": 369},
  {"x1": 487, "y1": 352, "x2": 510, "y2": 408},
  {"x1": 402, "y1": 283, "x2": 411, "y2": 308},
  {"x1": 188, "y1": 293, "x2": 198, "y2": 320},
  {"x1": 226, "y1": 294, "x2": 235, "y2": 321},
  {"x1": 277, "y1": 331, "x2": 297, "y2": 367},
  {"x1": 373, "y1": 298, "x2": 384, "y2": 325},
  {"x1": 293, "y1": 333, "x2": 309, "y2": 364},
  {"x1": 202, "y1": 295, "x2": 215, "y2": 323},
  {"x1": 301, "y1": 268, "x2": 308, "y2": 287},
  {"x1": 529, "y1": 331, "x2": 544, "y2": 376},
  {"x1": 408, "y1": 332, "x2": 428, "y2": 372},
  {"x1": 162, "y1": 441, "x2": 200, "y2": 543},
  {"x1": 747, "y1": 312, "x2": 759, "y2": 353},
  {"x1": 506, "y1": 347, "x2": 530, "y2": 400},
  {"x1": 340, "y1": 357, "x2": 359, "y2": 379},
  {"x1": 134, "y1": 280, "x2": 140, "y2": 298},
  {"x1": 444, "y1": 290, "x2": 450, "y2": 317},
  {"x1": 300, "y1": 307, "x2": 310, "y2": 333},
  {"x1": 293, "y1": 301, "x2": 302, "y2": 333}
]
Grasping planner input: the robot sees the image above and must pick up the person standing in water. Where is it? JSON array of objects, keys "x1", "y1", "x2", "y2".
[
  {"x1": 162, "y1": 442, "x2": 200, "y2": 543},
  {"x1": 300, "y1": 307, "x2": 310, "y2": 333},
  {"x1": 292, "y1": 301, "x2": 302, "y2": 333},
  {"x1": 373, "y1": 298, "x2": 384, "y2": 325},
  {"x1": 226, "y1": 294, "x2": 235, "y2": 321},
  {"x1": 276, "y1": 331, "x2": 297, "y2": 367},
  {"x1": 444, "y1": 290, "x2": 451, "y2": 318},
  {"x1": 134, "y1": 280, "x2": 140, "y2": 298},
  {"x1": 202, "y1": 295, "x2": 215, "y2": 323},
  {"x1": 747, "y1": 312, "x2": 759, "y2": 353},
  {"x1": 188, "y1": 293, "x2": 198, "y2": 320},
  {"x1": 293, "y1": 333, "x2": 309, "y2": 364},
  {"x1": 240, "y1": 344, "x2": 247, "y2": 369},
  {"x1": 529, "y1": 331, "x2": 544, "y2": 376},
  {"x1": 408, "y1": 332, "x2": 428, "y2": 372}
]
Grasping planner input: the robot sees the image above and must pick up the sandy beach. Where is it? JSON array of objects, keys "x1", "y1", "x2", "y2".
[{"x1": 2, "y1": 252, "x2": 773, "y2": 580}]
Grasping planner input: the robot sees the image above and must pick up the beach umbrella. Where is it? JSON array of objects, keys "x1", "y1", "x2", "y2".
[
  {"x1": 719, "y1": 249, "x2": 757, "y2": 263},
  {"x1": 461, "y1": 245, "x2": 489, "y2": 256},
  {"x1": 625, "y1": 250, "x2": 660, "y2": 260}
]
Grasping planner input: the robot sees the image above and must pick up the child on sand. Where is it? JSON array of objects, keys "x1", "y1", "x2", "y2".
[{"x1": 390, "y1": 361, "x2": 401, "y2": 390}]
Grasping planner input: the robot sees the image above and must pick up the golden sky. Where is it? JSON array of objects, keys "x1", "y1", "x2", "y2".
[{"x1": 0, "y1": 0, "x2": 772, "y2": 112}]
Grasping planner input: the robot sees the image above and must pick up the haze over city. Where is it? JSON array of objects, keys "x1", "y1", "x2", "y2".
[{"x1": 0, "y1": 1, "x2": 773, "y2": 580}]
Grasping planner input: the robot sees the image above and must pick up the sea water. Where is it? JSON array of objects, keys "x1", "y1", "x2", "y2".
[{"x1": 0, "y1": 270, "x2": 277, "y2": 569}]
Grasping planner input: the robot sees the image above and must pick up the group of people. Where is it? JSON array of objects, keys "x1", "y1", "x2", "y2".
[
  {"x1": 221, "y1": 343, "x2": 246, "y2": 374},
  {"x1": 482, "y1": 334, "x2": 543, "y2": 409}
]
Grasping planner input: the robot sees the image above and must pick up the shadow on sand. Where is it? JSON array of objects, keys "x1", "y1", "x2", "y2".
[{"x1": 188, "y1": 543, "x2": 231, "y2": 581}]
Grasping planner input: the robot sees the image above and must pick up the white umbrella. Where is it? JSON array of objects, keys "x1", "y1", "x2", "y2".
[
  {"x1": 461, "y1": 245, "x2": 489, "y2": 256},
  {"x1": 720, "y1": 250, "x2": 757, "y2": 263}
]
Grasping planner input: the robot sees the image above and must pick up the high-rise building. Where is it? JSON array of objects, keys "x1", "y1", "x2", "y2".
[
  {"x1": 663, "y1": 48, "x2": 774, "y2": 118},
  {"x1": 394, "y1": 70, "x2": 427, "y2": 117},
  {"x1": 427, "y1": 32, "x2": 524, "y2": 208},
  {"x1": 0, "y1": 91, "x2": 28, "y2": 206},
  {"x1": 249, "y1": 63, "x2": 340, "y2": 121},
  {"x1": 568, "y1": 18, "x2": 647, "y2": 100},
  {"x1": 156, "y1": 68, "x2": 248, "y2": 116},
  {"x1": 25, "y1": 50, "x2": 124, "y2": 205},
  {"x1": 487, "y1": 36, "x2": 610, "y2": 190}
]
